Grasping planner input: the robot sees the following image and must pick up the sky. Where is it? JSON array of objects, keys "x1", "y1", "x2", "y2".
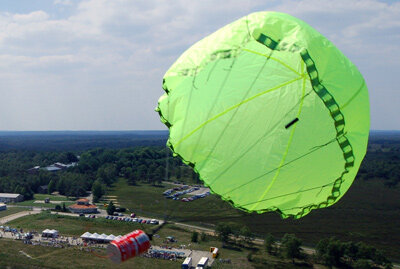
[{"x1": 0, "y1": 0, "x2": 398, "y2": 131}]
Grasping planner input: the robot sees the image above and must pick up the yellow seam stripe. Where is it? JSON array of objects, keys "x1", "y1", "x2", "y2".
[
  {"x1": 250, "y1": 69, "x2": 307, "y2": 211},
  {"x1": 242, "y1": 48, "x2": 301, "y2": 76},
  {"x1": 175, "y1": 76, "x2": 303, "y2": 148}
]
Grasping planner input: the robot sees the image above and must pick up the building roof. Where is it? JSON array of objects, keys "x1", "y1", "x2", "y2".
[
  {"x1": 76, "y1": 198, "x2": 89, "y2": 203},
  {"x1": 0, "y1": 193, "x2": 22, "y2": 198},
  {"x1": 68, "y1": 204, "x2": 97, "y2": 209},
  {"x1": 44, "y1": 166, "x2": 62, "y2": 172}
]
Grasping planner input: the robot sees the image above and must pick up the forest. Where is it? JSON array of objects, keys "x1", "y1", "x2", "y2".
[{"x1": 0, "y1": 130, "x2": 398, "y2": 201}]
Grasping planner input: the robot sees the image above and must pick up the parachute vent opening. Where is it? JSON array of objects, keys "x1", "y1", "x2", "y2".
[{"x1": 285, "y1": 118, "x2": 299, "y2": 129}]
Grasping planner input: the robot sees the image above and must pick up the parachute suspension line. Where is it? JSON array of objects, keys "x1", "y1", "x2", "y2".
[
  {"x1": 195, "y1": 49, "x2": 273, "y2": 173},
  {"x1": 161, "y1": 92, "x2": 171, "y2": 223},
  {"x1": 164, "y1": 144, "x2": 169, "y2": 222}
]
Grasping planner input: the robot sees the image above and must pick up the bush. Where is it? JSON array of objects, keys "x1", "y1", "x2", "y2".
[
  {"x1": 191, "y1": 231, "x2": 198, "y2": 243},
  {"x1": 200, "y1": 232, "x2": 207, "y2": 242}
]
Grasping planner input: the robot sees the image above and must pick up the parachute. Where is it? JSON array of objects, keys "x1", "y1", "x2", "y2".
[{"x1": 156, "y1": 12, "x2": 369, "y2": 219}]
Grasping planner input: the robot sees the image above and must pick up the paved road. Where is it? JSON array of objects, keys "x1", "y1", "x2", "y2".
[{"x1": 0, "y1": 209, "x2": 41, "y2": 224}]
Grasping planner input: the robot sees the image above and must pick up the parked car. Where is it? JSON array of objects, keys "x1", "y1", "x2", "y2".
[
  {"x1": 146, "y1": 220, "x2": 151, "y2": 224},
  {"x1": 79, "y1": 213, "x2": 85, "y2": 217},
  {"x1": 130, "y1": 213, "x2": 136, "y2": 218},
  {"x1": 150, "y1": 219, "x2": 159, "y2": 225}
]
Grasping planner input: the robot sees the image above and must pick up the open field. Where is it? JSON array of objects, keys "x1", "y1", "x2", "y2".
[
  {"x1": 3, "y1": 213, "x2": 317, "y2": 269},
  {"x1": 0, "y1": 207, "x2": 28, "y2": 218},
  {"x1": 8, "y1": 212, "x2": 144, "y2": 236},
  {"x1": 108, "y1": 178, "x2": 400, "y2": 260},
  {"x1": 13, "y1": 200, "x2": 75, "y2": 208},
  {"x1": 34, "y1": 194, "x2": 75, "y2": 201},
  {"x1": 0, "y1": 238, "x2": 182, "y2": 269}
]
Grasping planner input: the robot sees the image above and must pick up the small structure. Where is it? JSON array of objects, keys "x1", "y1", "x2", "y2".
[
  {"x1": 42, "y1": 229, "x2": 59, "y2": 238},
  {"x1": 37, "y1": 185, "x2": 48, "y2": 194},
  {"x1": 0, "y1": 193, "x2": 24, "y2": 203},
  {"x1": 210, "y1": 247, "x2": 219, "y2": 258},
  {"x1": 68, "y1": 198, "x2": 98, "y2": 214},
  {"x1": 0, "y1": 203, "x2": 6, "y2": 211},
  {"x1": 43, "y1": 165, "x2": 62, "y2": 172},
  {"x1": 27, "y1": 166, "x2": 40, "y2": 174}
]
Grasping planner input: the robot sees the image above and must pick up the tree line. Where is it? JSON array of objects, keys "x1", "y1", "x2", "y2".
[
  {"x1": 0, "y1": 147, "x2": 199, "y2": 201},
  {"x1": 214, "y1": 222, "x2": 393, "y2": 268}
]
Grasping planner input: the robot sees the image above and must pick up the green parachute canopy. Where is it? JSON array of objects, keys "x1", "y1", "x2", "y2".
[{"x1": 156, "y1": 12, "x2": 369, "y2": 219}]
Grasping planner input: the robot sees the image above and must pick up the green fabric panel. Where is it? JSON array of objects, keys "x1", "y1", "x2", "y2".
[{"x1": 157, "y1": 12, "x2": 370, "y2": 218}]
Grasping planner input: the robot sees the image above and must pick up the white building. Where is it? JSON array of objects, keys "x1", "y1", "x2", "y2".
[{"x1": 0, "y1": 193, "x2": 24, "y2": 203}]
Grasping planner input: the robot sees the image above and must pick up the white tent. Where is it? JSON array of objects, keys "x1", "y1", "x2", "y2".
[
  {"x1": 99, "y1": 234, "x2": 108, "y2": 242},
  {"x1": 105, "y1": 234, "x2": 116, "y2": 242},
  {"x1": 80, "y1": 232, "x2": 92, "y2": 239},
  {"x1": 42, "y1": 229, "x2": 58, "y2": 238},
  {"x1": 89, "y1": 233, "x2": 100, "y2": 240}
]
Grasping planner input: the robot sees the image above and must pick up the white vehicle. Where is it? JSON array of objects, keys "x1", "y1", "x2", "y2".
[
  {"x1": 197, "y1": 257, "x2": 208, "y2": 268},
  {"x1": 150, "y1": 219, "x2": 159, "y2": 225},
  {"x1": 181, "y1": 257, "x2": 192, "y2": 269}
]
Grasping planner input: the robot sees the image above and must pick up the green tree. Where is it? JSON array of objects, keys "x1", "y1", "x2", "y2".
[
  {"x1": 107, "y1": 201, "x2": 116, "y2": 215},
  {"x1": 200, "y1": 232, "x2": 207, "y2": 242},
  {"x1": 281, "y1": 233, "x2": 302, "y2": 263},
  {"x1": 191, "y1": 231, "x2": 199, "y2": 243},
  {"x1": 239, "y1": 225, "x2": 254, "y2": 247},
  {"x1": 57, "y1": 178, "x2": 66, "y2": 195},
  {"x1": 92, "y1": 180, "x2": 104, "y2": 203},
  {"x1": 216, "y1": 223, "x2": 232, "y2": 245},
  {"x1": 154, "y1": 166, "x2": 165, "y2": 185},
  {"x1": 48, "y1": 179, "x2": 56, "y2": 194},
  {"x1": 353, "y1": 259, "x2": 372, "y2": 269},
  {"x1": 264, "y1": 233, "x2": 275, "y2": 254}
]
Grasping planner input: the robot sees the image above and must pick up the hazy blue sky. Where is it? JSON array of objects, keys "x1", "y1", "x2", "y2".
[{"x1": 0, "y1": 0, "x2": 398, "y2": 130}]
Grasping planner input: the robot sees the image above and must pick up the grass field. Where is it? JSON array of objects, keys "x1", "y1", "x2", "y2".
[
  {"x1": 0, "y1": 207, "x2": 28, "y2": 218},
  {"x1": 8, "y1": 212, "x2": 144, "y2": 236},
  {"x1": 13, "y1": 200, "x2": 75, "y2": 208},
  {"x1": 4, "y1": 213, "x2": 315, "y2": 269},
  {"x1": 34, "y1": 194, "x2": 75, "y2": 201},
  {"x1": 0, "y1": 238, "x2": 182, "y2": 269},
  {"x1": 108, "y1": 178, "x2": 400, "y2": 260}
]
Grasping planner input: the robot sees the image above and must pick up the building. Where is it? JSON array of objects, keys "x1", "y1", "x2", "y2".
[
  {"x1": 27, "y1": 166, "x2": 40, "y2": 174},
  {"x1": 68, "y1": 198, "x2": 98, "y2": 214},
  {"x1": 0, "y1": 193, "x2": 24, "y2": 203},
  {"x1": 43, "y1": 165, "x2": 62, "y2": 172},
  {"x1": 0, "y1": 203, "x2": 6, "y2": 211},
  {"x1": 37, "y1": 185, "x2": 48, "y2": 194}
]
